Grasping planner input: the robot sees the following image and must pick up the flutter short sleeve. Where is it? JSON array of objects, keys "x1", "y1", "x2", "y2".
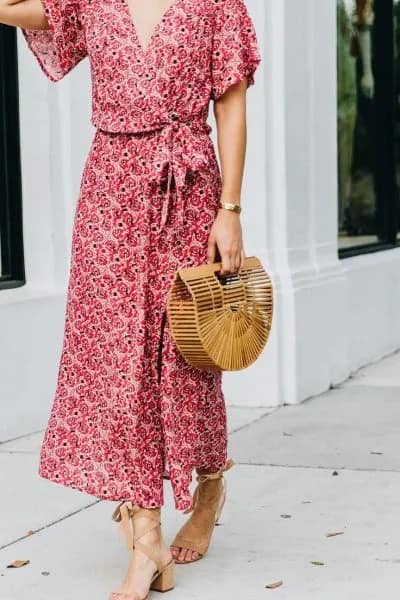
[
  {"x1": 211, "y1": 0, "x2": 262, "y2": 101},
  {"x1": 21, "y1": 0, "x2": 87, "y2": 82}
]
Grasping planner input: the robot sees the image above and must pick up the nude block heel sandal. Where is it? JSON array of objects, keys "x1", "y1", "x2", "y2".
[
  {"x1": 109, "y1": 502, "x2": 175, "y2": 600},
  {"x1": 171, "y1": 458, "x2": 235, "y2": 564},
  {"x1": 150, "y1": 561, "x2": 175, "y2": 593}
]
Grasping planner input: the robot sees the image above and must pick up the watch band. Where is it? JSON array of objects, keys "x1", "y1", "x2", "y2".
[{"x1": 219, "y1": 201, "x2": 242, "y2": 214}]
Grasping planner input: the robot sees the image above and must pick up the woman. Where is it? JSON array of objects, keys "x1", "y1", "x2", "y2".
[{"x1": 0, "y1": 0, "x2": 261, "y2": 597}]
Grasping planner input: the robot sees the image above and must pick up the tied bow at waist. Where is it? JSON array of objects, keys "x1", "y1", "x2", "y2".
[{"x1": 148, "y1": 111, "x2": 212, "y2": 234}]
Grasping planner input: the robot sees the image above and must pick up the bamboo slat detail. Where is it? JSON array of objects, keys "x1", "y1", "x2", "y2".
[{"x1": 166, "y1": 256, "x2": 274, "y2": 371}]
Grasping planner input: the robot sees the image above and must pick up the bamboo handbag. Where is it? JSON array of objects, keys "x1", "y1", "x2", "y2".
[{"x1": 166, "y1": 256, "x2": 273, "y2": 371}]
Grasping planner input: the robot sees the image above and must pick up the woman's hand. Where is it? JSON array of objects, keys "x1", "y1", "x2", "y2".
[{"x1": 207, "y1": 208, "x2": 245, "y2": 275}]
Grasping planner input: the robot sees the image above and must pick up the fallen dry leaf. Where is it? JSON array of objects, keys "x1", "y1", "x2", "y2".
[
  {"x1": 310, "y1": 561, "x2": 325, "y2": 566},
  {"x1": 326, "y1": 531, "x2": 344, "y2": 538},
  {"x1": 26, "y1": 530, "x2": 34, "y2": 536},
  {"x1": 265, "y1": 580, "x2": 283, "y2": 589},
  {"x1": 7, "y1": 560, "x2": 30, "y2": 568}
]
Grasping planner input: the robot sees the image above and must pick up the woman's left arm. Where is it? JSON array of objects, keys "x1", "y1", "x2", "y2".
[{"x1": 207, "y1": 78, "x2": 248, "y2": 276}]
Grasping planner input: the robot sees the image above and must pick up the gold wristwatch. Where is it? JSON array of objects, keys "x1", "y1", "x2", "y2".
[{"x1": 219, "y1": 201, "x2": 241, "y2": 214}]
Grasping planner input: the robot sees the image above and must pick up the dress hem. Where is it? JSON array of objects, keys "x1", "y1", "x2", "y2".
[{"x1": 37, "y1": 468, "x2": 194, "y2": 512}]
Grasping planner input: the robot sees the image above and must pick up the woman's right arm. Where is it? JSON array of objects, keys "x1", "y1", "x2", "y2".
[{"x1": 0, "y1": 0, "x2": 49, "y2": 30}]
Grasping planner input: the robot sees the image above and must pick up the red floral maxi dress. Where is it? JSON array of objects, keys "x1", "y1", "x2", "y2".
[{"x1": 21, "y1": 0, "x2": 261, "y2": 511}]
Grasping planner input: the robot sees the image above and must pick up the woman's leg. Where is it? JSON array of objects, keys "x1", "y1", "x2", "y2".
[
  {"x1": 110, "y1": 504, "x2": 173, "y2": 599},
  {"x1": 157, "y1": 286, "x2": 231, "y2": 563},
  {"x1": 170, "y1": 459, "x2": 234, "y2": 564}
]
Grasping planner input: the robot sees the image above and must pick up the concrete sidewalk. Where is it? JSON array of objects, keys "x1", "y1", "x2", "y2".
[{"x1": 1, "y1": 353, "x2": 399, "y2": 600}]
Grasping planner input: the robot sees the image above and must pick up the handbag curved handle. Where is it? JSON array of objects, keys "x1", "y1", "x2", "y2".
[{"x1": 177, "y1": 256, "x2": 261, "y2": 283}]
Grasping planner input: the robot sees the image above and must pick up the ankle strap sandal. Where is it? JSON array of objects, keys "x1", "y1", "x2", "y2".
[
  {"x1": 110, "y1": 502, "x2": 175, "y2": 599},
  {"x1": 185, "y1": 458, "x2": 235, "y2": 517},
  {"x1": 171, "y1": 458, "x2": 235, "y2": 563}
]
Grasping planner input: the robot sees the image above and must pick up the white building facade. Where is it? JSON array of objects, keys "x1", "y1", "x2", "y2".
[{"x1": 1, "y1": 0, "x2": 399, "y2": 440}]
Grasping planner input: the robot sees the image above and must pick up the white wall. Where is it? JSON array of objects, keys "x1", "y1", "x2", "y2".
[
  {"x1": 223, "y1": 0, "x2": 400, "y2": 406},
  {"x1": 1, "y1": 0, "x2": 400, "y2": 440}
]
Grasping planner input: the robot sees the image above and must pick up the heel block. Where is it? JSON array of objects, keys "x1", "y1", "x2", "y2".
[{"x1": 150, "y1": 561, "x2": 175, "y2": 593}]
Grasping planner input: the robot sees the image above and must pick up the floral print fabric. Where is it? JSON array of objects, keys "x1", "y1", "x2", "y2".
[
  {"x1": 21, "y1": 0, "x2": 86, "y2": 82},
  {"x1": 21, "y1": 0, "x2": 261, "y2": 510},
  {"x1": 22, "y1": 0, "x2": 261, "y2": 131}
]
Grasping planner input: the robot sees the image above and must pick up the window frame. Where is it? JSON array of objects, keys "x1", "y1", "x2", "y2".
[
  {"x1": 0, "y1": 25, "x2": 25, "y2": 289},
  {"x1": 338, "y1": 0, "x2": 400, "y2": 259}
]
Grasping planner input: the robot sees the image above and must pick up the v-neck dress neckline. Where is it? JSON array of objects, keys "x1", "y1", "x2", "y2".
[{"x1": 122, "y1": 0, "x2": 184, "y2": 56}]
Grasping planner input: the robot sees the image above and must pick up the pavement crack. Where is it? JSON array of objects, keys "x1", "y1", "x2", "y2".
[
  {"x1": 0, "y1": 429, "x2": 44, "y2": 446},
  {"x1": 235, "y1": 461, "x2": 400, "y2": 474},
  {"x1": 0, "y1": 500, "x2": 101, "y2": 551},
  {"x1": 229, "y1": 408, "x2": 279, "y2": 434},
  {"x1": 0, "y1": 450, "x2": 41, "y2": 455}
]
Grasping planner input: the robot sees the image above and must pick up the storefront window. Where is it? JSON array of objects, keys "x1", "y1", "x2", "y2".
[
  {"x1": 0, "y1": 26, "x2": 25, "y2": 288},
  {"x1": 337, "y1": 0, "x2": 400, "y2": 254},
  {"x1": 394, "y1": 0, "x2": 400, "y2": 239},
  {"x1": 337, "y1": 0, "x2": 378, "y2": 249}
]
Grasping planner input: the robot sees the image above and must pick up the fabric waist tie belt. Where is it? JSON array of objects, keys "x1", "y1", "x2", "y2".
[
  {"x1": 98, "y1": 110, "x2": 212, "y2": 234},
  {"x1": 143, "y1": 110, "x2": 212, "y2": 235}
]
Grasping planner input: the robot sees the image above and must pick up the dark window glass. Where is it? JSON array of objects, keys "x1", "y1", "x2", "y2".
[
  {"x1": 0, "y1": 25, "x2": 25, "y2": 288},
  {"x1": 337, "y1": 0, "x2": 400, "y2": 255},
  {"x1": 394, "y1": 0, "x2": 400, "y2": 239}
]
